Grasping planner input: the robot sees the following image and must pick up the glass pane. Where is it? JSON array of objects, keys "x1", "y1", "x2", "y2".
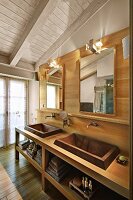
[
  {"x1": 8, "y1": 79, "x2": 27, "y2": 144},
  {"x1": 47, "y1": 85, "x2": 56, "y2": 108},
  {"x1": 0, "y1": 78, "x2": 6, "y2": 147}
]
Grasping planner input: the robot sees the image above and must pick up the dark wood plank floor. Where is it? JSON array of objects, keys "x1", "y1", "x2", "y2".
[{"x1": 0, "y1": 146, "x2": 66, "y2": 200}]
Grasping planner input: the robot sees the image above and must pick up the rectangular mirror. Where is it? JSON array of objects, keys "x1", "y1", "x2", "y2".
[
  {"x1": 80, "y1": 47, "x2": 115, "y2": 114},
  {"x1": 40, "y1": 66, "x2": 63, "y2": 110}
]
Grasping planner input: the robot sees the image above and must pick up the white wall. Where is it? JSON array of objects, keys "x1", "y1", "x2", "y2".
[
  {"x1": 28, "y1": 80, "x2": 39, "y2": 124},
  {"x1": 80, "y1": 73, "x2": 97, "y2": 103},
  {"x1": 97, "y1": 52, "x2": 114, "y2": 77},
  {"x1": 52, "y1": 0, "x2": 129, "y2": 58}
]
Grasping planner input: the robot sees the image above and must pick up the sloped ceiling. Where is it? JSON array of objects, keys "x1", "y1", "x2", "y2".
[{"x1": 0, "y1": 0, "x2": 109, "y2": 72}]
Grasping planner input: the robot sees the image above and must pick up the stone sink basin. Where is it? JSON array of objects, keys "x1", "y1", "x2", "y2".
[
  {"x1": 25, "y1": 123, "x2": 62, "y2": 138},
  {"x1": 54, "y1": 133, "x2": 120, "y2": 170}
]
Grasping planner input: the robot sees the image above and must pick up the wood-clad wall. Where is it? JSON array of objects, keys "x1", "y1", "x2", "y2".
[
  {"x1": 58, "y1": 27, "x2": 129, "y2": 121},
  {"x1": 38, "y1": 27, "x2": 129, "y2": 154}
]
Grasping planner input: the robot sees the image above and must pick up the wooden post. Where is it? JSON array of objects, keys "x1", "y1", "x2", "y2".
[
  {"x1": 41, "y1": 145, "x2": 45, "y2": 191},
  {"x1": 42, "y1": 146, "x2": 50, "y2": 192},
  {"x1": 15, "y1": 129, "x2": 19, "y2": 160}
]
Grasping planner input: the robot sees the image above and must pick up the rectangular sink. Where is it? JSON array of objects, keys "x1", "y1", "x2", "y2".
[
  {"x1": 54, "y1": 133, "x2": 120, "y2": 170},
  {"x1": 25, "y1": 123, "x2": 62, "y2": 138}
]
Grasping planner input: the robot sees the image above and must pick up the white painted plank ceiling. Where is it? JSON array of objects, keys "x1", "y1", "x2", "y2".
[
  {"x1": 0, "y1": 0, "x2": 109, "y2": 71},
  {"x1": 0, "y1": 0, "x2": 40, "y2": 57},
  {"x1": 21, "y1": 0, "x2": 92, "y2": 63}
]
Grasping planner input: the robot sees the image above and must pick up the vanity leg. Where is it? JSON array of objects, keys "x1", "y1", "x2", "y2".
[
  {"x1": 41, "y1": 146, "x2": 50, "y2": 192},
  {"x1": 15, "y1": 130, "x2": 19, "y2": 160},
  {"x1": 42, "y1": 145, "x2": 45, "y2": 191}
]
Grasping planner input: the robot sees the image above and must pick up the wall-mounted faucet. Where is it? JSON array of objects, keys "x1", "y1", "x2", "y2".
[
  {"x1": 87, "y1": 120, "x2": 99, "y2": 127},
  {"x1": 63, "y1": 118, "x2": 70, "y2": 128},
  {"x1": 59, "y1": 111, "x2": 70, "y2": 128},
  {"x1": 45, "y1": 113, "x2": 55, "y2": 119}
]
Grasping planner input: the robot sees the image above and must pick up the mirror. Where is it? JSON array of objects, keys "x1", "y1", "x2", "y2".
[
  {"x1": 39, "y1": 66, "x2": 63, "y2": 110},
  {"x1": 80, "y1": 47, "x2": 115, "y2": 114}
]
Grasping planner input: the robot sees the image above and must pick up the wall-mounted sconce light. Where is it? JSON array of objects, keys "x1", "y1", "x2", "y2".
[
  {"x1": 86, "y1": 39, "x2": 104, "y2": 54},
  {"x1": 48, "y1": 59, "x2": 61, "y2": 69}
]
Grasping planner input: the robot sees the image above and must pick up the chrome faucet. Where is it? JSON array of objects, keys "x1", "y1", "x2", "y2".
[{"x1": 63, "y1": 118, "x2": 70, "y2": 128}]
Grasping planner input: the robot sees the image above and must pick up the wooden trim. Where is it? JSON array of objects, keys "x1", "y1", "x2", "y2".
[
  {"x1": 113, "y1": 46, "x2": 117, "y2": 116},
  {"x1": 129, "y1": 0, "x2": 133, "y2": 199},
  {"x1": 68, "y1": 112, "x2": 129, "y2": 125},
  {"x1": 76, "y1": 60, "x2": 80, "y2": 113},
  {"x1": 62, "y1": 64, "x2": 65, "y2": 110}
]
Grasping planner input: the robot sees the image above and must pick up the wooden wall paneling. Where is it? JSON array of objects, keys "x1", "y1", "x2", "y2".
[
  {"x1": 67, "y1": 117, "x2": 129, "y2": 155},
  {"x1": 116, "y1": 63, "x2": 129, "y2": 80},
  {"x1": 64, "y1": 58, "x2": 80, "y2": 113},
  {"x1": 37, "y1": 109, "x2": 129, "y2": 154},
  {"x1": 39, "y1": 65, "x2": 48, "y2": 109},
  {"x1": 116, "y1": 79, "x2": 129, "y2": 98},
  {"x1": 116, "y1": 98, "x2": 129, "y2": 120},
  {"x1": 62, "y1": 64, "x2": 65, "y2": 110},
  {"x1": 115, "y1": 35, "x2": 129, "y2": 121},
  {"x1": 40, "y1": 80, "x2": 46, "y2": 109},
  {"x1": 79, "y1": 28, "x2": 129, "y2": 121},
  {"x1": 38, "y1": 27, "x2": 130, "y2": 154},
  {"x1": 101, "y1": 28, "x2": 129, "y2": 47}
]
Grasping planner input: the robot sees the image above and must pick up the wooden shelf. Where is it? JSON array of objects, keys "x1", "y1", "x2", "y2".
[
  {"x1": 45, "y1": 142, "x2": 129, "y2": 199},
  {"x1": 68, "y1": 113, "x2": 129, "y2": 125},
  {"x1": 15, "y1": 128, "x2": 129, "y2": 199},
  {"x1": 45, "y1": 172, "x2": 84, "y2": 200},
  {"x1": 16, "y1": 146, "x2": 42, "y2": 173}
]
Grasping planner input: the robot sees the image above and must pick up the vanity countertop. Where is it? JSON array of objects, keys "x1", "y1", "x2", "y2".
[{"x1": 16, "y1": 127, "x2": 129, "y2": 199}]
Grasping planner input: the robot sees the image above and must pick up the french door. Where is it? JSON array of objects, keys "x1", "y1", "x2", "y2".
[
  {"x1": 0, "y1": 78, "x2": 6, "y2": 147},
  {"x1": 0, "y1": 77, "x2": 27, "y2": 147}
]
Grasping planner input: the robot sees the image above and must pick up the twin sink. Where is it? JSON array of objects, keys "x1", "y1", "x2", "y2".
[
  {"x1": 25, "y1": 123, "x2": 119, "y2": 170},
  {"x1": 25, "y1": 123, "x2": 62, "y2": 138}
]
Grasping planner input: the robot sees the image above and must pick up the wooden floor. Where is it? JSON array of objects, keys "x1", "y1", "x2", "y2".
[
  {"x1": 0, "y1": 146, "x2": 66, "y2": 200},
  {"x1": 0, "y1": 146, "x2": 128, "y2": 200}
]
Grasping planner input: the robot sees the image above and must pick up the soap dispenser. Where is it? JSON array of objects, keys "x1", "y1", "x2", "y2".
[{"x1": 88, "y1": 180, "x2": 92, "y2": 192}]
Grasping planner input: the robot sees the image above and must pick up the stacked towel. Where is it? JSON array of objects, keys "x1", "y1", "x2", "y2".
[
  {"x1": 18, "y1": 139, "x2": 30, "y2": 150},
  {"x1": 34, "y1": 148, "x2": 42, "y2": 165},
  {"x1": 26, "y1": 142, "x2": 37, "y2": 158},
  {"x1": 46, "y1": 156, "x2": 70, "y2": 182}
]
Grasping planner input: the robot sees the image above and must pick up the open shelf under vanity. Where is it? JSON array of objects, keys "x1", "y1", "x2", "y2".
[{"x1": 15, "y1": 128, "x2": 129, "y2": 200}]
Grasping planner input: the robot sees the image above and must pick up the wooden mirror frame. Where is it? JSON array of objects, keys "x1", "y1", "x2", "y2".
[
  {"x1": 79, "y1": 44, "x2": 117, "y2": 118},
  {"x1": 39, "y1": 63, "x2": 65, "y2": 112}
]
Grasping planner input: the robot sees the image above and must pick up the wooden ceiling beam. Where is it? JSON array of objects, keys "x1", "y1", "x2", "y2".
[
  {"x1": 35, "y1": 0, "x2": 109, "y2": 70},
  {"x1": 0, "y1": 54, "x2": 35, "y2": 72},
  {"x1": 9, "y1": 0, "x2": 61, "y2": 66}
]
